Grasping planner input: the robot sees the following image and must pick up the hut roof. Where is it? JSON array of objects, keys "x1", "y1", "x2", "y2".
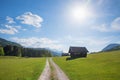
[{"x1": 69, "y1": 46, "x2": 88, "y2": 53}]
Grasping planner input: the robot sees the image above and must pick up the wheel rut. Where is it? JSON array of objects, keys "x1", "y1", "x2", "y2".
[{"x1": 38, "y1": 58, "x2": 69, "y2": 80}]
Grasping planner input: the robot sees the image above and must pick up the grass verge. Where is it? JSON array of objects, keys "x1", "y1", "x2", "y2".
[
  {"x1": 53, "y1": 50, "x2": 120, "y2": 80},
  {"x1": 0, "y1": 56, "x2": 46, "y2": 80}
]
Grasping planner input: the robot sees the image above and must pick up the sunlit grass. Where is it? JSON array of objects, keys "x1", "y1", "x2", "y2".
[
  {"x1": 0, "y1": 56, "x2": 46, "y2": 80},
  {"x1": 53, "y1": 50, "x2": 120, "y2": 80}
]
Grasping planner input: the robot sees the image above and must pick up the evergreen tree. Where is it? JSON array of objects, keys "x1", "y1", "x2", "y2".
[
  {"x1": 0, "y1": 46, "x2": 4, "y2": 56},
  {"x1": 4, "y1": 45, "x2": 13, "y2": 56},
  {"x1": 13, "y1": 46, "x2": 21, "y2": 57}
]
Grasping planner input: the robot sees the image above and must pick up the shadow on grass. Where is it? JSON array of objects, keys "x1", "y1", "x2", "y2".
[{"x1": 66, "y1": 57, "x2": 87, "y2": 61}]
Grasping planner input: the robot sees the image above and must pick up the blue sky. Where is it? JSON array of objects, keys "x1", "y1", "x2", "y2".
[{"x1": 0, "y1": 0, "x2": 120, "y2": 52}]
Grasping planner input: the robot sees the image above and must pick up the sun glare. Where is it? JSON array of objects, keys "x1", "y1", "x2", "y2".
[
  {"x1": 71, "y1": 6, "x2": 90, "y2": 20},
  {"x1": 67, "y1": 3, "x2": 93, "y2": 23}
]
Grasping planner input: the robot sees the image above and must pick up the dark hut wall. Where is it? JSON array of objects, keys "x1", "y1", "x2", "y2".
[
  {"x1": 69, "y1": 47, "x2": 88, "y2": 58},
  {"x1": 70, "y1": 52, "x2": 87, "y2": 58}
]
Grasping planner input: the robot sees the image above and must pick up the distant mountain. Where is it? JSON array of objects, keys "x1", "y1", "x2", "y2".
[
  {"x1": 48, "y1": 49, "x2": 62, "y2": 56},
  {"x1": 102, "y1": 44, "x2": 120, "y2": 51},
  {"x1": 0, "y1": 38, "x2": 22, "y2": 47},
  {"x1": 28, "y1": 48, "x2": 62, "y2": 56}
]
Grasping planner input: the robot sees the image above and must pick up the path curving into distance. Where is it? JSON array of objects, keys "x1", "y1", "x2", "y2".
[{"x1": 38, "y1": 58, "x2": 69, "y2": 80}]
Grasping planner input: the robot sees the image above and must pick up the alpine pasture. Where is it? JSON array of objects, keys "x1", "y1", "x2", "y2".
[
  {"x1": 53, "y1": 50, "x2": 120, "y2": 80},
  {"x1": 0, "y1": 57, "x2": 46, "y2": 80}
]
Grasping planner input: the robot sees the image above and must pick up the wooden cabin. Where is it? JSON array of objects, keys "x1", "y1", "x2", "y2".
[{"x1": 68, "y1": 46, "x2": 88, "y2": 58}]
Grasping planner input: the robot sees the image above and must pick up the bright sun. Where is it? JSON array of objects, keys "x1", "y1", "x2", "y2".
[
  {"x1": 71, "y1": 6, "x2": 89, "y2": 20},
  {"x1": 68, "y1": 4, "x2": 93, "y2": 23}
]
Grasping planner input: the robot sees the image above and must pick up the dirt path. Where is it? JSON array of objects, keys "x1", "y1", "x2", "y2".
[
  {"x1": 38, "y1": 59, "x2": 51, "y2": 80},
  {"x1": 49, "y1": 58, "x2": 69, "y2": 80},
  {"x1": 38, "y1": 58, "x2": 69, "y2": 80}
]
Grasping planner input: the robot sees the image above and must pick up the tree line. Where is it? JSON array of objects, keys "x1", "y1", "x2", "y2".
[{"x1": 0, "y1": 45, "x2": 52, "y2": 57}]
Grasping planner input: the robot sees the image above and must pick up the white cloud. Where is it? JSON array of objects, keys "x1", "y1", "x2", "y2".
[
  {"x1": 12, "y1": 25, "x2": 27, "y2": 31},
  {"x1": 111, "y1": 17, "x2": 120, "y2": 31},
  {"x1": 92, "y1": 17, "x2": 120, "y2": 32},
  {"x1": 16, "y1": 12, "x2": 43, "y2": 28},
  {"x1": 0, "y1": 25, "x2": 18, "y2": 34},
  {"x1": 92, "y1": 24, "x2": 109, "y2": 32},
  {"x1": 6, "y1": 16, "x2": 15, "y2": 24},
  {"x1": 22, "y1": 29, "x2": 27, "y2": 31},
  {"x1": 13, "y1": 25, "x2": 21, "y2": 29},
  {"x1": 61, "y1": 35, "x2": 112, "y2": 52},
  {"x1": 11, "y1": 37, "x2": 63, "y2": 50},
  {"x1": 0, "y1": 16, "x2": 28, "y2": 34}
]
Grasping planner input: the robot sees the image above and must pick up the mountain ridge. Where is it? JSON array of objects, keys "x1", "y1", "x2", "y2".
[
  {"x1": 0, "y1": 38, "x2": 22, "y2": 47},
  {"x1": 102, "y1": 43, "x2": 120, "y2": 51}
]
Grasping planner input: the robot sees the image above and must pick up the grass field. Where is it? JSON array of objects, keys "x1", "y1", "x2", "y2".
[
  {"x1": 53, "y1": 50, "x2": 120, "y2": 80},
  {"x1": 0, "y1": 56, "x2": 46, "y2": 80}
]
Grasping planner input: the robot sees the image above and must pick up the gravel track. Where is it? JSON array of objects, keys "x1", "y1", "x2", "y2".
[
  {"x1": 38, "y1": 59, "x2": 51, "y2": 80},
  {"x1": 38, "y1": 58, "x2": 69, "y2": 80}
]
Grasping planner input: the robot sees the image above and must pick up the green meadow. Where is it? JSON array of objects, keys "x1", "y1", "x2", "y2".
[
  {"x1": 53, "y1": 50, "x2": 120, "y2": 80},
  {"x1": 0, "y1": 56, "x2": 46, "y2": 80}
]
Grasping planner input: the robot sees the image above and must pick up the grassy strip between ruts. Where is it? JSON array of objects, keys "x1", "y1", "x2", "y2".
[
  {"x1": 0, "y1": 56, "x2": 46, "y2": 80},
  {"x1": 53, "y1": 50, "x2": 120, "y2": 80},
  {"x1": 49, "y1": 59, "x2": 55, "y2": 80}
]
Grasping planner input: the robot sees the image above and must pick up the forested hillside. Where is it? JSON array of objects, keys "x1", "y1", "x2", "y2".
[{"x1": 0, "y1": 38, "x2": 52, "y2": 57}]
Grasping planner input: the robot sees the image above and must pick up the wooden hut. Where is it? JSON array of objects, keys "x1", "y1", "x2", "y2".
[{"x1": 68, "y1": 46, "x2": 88, "y2": 58}]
